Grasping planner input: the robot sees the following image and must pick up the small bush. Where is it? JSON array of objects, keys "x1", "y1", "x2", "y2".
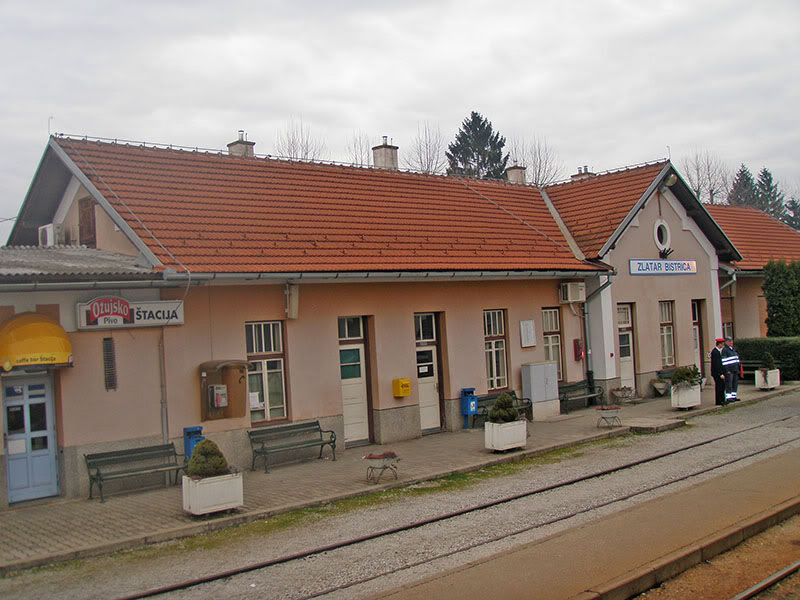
[
  {"x1": 670, "y1": 365, "x2": 702, "y2": 389},
  {"x1": 487, "y1": 393, "x2": 519, "y2": 423},
  {"x1": 187, "y1": 439, "x2": 229, "y2": 478}
]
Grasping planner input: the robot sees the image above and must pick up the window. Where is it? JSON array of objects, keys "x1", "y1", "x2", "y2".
[
  {"x1": 659, "y1": 301, "x2": 675, "y2": 367},
  {"x1": 414, "y1": 313, "x2": 435, "y2": 343},
  {"x1": 102, "y1": 337, "x2": 117, "y2": 391},
  {"x1": 542, "y1": 308, "x2": 563, "y2": 380},
  {"x1": 617, "y1": 304, "x2": 631, "y2": 328},
  {"x1": 484, "y1": 309, "x2": 507, "y2": 390},
  {"x1": 722, "y1": 322, "x2": 735, "y2": 341},
  {"x1": 654, "y1": 219, "x2": 670, "y2": 251},
  {"x1": 337, "y1": 316, "x2": 363, "y2": 341},
  {"x1": 246, "y1": 321, "x2": 286, "y2": 422}
]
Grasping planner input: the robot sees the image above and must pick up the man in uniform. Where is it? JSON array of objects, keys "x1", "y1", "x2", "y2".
[
  {"x1": 710, "y1": 337, "x2": 726, "y2": 405},
  {"x1": 721, "y1": 337, "x2": 740, "y2": 402}
]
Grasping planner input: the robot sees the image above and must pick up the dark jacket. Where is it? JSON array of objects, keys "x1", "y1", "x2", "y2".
[{"x1": 711, "y1": 346, "x2": 724, "y2": 378}]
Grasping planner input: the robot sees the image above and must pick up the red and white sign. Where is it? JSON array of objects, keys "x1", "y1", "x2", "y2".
[{"x1": 76, "y1": 296, "x2": 184, "y2": 329}]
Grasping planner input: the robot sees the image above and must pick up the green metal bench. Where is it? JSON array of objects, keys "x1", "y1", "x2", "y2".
[
  {"x1": 248, "y1": 420, "x2": 336, "y2": 473},
  {"x1": 740, "y1": 359, "x2": 782, "y2": 379},
  {"x1": 472, "y1": 390, "x2": 532, "y2": 428},
  {"x1": 84, "y1": 443, "x2": 184, "y2": 503},
  {"x1": 559, "y1": 381, "x2": 604, "y2": 413}
]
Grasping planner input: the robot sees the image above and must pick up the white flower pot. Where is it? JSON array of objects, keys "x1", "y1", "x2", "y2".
[
  {"x1": 484, "y1": 420, "x2": 527, "y2": 451},
  {"x1": 670, "y1": 384, "x2": 701, "y2": 409},
  {"x1": 755, "y1": 369, "x2": 780, "y2": 390},
  {"x1": 182, "y1": 472, "x2": 243, "y2": 515}
]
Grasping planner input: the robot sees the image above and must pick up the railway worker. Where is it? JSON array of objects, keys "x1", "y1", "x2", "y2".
[
  {"x1": 710, "y1": 338, "x2": 727, "y2": 405},
  {"x1": 721, "y1": 337, "x2": 740, "y2": 402}
]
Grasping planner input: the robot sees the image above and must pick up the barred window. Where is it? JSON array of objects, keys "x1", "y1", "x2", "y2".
[
  {"x1": 102, "y1": 337, "x2": 117, "y2": 391},
  {"x1": 246, "y1": 321, "x2": 286, "y2": 422}
]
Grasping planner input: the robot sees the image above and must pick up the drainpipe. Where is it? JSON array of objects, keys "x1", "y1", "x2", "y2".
[
  {"x1": 583, "y1": 273, "x2": 616, "y2": 389},
  {"x1": 158, "y1": 327, "x2": 169, "y2": 445},
  {"x1": 719, "y1": 270, "x2": 736, "y2": 292}
]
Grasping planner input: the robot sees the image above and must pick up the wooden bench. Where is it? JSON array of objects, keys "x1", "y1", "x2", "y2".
[
  {"x1": 248, "y1": 420, "x2": 336, "y2": 473},
  {"x1": 559, "y1": 381, "x2": 604, "y2": 413},
  {"x1": 84, "y1": 443, "x2": 184, "y2": 503},
  {"x1": 472, "y1": 390, "x2": 532, "y2": 428},
  {"x1": 740, "y1": 359, "x2": 782, "y2": 379}
]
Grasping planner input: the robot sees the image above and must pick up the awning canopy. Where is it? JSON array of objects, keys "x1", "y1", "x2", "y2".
[{"x1": 0, "y1": 313, "x2": 73, "y2": 372}]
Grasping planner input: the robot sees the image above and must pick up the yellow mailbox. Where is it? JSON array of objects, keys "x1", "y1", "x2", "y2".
[{"x1": 392, "y1": 378, "x2": 411, "y2": 397}]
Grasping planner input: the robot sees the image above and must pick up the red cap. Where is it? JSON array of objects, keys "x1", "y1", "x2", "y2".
[{"x1": 715, "y1": 338, "x2": 725, "y2": 343}]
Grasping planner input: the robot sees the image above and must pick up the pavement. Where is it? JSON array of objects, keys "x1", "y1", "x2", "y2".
[{"x1": 1, "y1": 381, "x2": 799, "y2": 577}]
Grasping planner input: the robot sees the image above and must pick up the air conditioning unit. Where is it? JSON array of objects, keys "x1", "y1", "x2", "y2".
[
  {"x1": 38, "y1": 223, "x2": 64, "y2": 247},
  {"x1": 559, "y1": 282, "x2": 586, "y2": 304}
]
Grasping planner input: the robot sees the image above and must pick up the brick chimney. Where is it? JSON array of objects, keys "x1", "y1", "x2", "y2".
[
  {"x1": 372, "y1": 136, "x2": 399, "y2": 170},
  {"x1": 505, "y1": 165, "x2": 526, "y2": 184},
  {"x1": 227, "y1": 130, "x2": 255, "y2": 157},
  {"x1": 570, "y1": 165, "x2": 594, "y2": 181}
]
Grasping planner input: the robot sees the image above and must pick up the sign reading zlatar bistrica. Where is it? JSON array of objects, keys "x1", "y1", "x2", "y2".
[
  {"x1": 76, "y1": 296, "x2": 184, "y2": 329},
  {"x1": 629, "y1": 259, "x2": 697, "y2": 275}
]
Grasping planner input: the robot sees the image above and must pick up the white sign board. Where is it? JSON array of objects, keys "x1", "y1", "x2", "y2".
[
  {"x1": 520, "y1": 320, "x2": 536, "y2": 347},
  {"x1": 629, "y1": 259, "x2": 697, "y2": 275},
  {"x1": 76, "y1": 296, "x2": 184, "y2": 330}
]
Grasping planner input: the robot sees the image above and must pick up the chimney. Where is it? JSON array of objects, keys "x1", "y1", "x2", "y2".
[
  {"x1": 227, "y1": 130, "x2": 255, "y2": 157},
  {"x1": 570, "y1": 165, "x2": 595, "y2": 181},
  {"x1": 505, "y1": 165, "x2": 526, "y2": 184},
  {"x1": 372, "y1": 135, "x2": 399, "y2": 170}
]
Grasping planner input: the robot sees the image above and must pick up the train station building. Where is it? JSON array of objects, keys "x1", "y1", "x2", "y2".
[{"x1": 0, "y1": 132, "x2": 764, "y2": 506}]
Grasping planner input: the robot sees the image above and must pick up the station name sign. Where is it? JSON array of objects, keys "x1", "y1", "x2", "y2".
[
  {"x1": 629, "y1": 259, "x2": 697, "y2": 276},
  {"x1": 77, "y1": 296, "x2": 184, "y2": 330}
]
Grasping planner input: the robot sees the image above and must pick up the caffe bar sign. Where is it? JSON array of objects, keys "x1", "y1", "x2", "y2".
[
  {"x1": 629, "y1": 259, "x2": 697, "y2": 276},
  {"x1": 77, "y1": 296, "x2": 184, "y2": 330}
]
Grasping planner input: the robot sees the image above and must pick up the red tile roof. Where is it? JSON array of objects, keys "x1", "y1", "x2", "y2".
[
  {"x1": 544, "y1": 162, "x2": 668, "y2": 258},
  {"x1": 55, "y1": 137, "x2": 601, "y2": 274},
  {"x1": 703, "y1": 204, "x2": 800, "y2": 271}
]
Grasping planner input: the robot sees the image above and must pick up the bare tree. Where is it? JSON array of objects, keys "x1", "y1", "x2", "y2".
[
  {"x1": 346, "y1": 130, "x2": 373, "y2": 166},
  {"x1": 507, "y1": 135, "x2": 565, "y2": 186},
  {"x1": 274, "y1": 118, "x2": 327, "y2": 161},
  {"x1": 680, "y1": 149, "x2": 730, "y2": 204},
  {"x1": 403, "y1": 121, "x2": 447, "y2": 174}
]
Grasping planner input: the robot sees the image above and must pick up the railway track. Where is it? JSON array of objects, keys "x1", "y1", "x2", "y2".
[{"x1": 119, "y1": 415, "x2": 800, "y2": 600}]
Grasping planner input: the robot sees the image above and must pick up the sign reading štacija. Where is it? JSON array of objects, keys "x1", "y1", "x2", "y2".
[
  {"x1": 629, "y1": 259, "x2": 697, "y2": 276},
  {"x1": 76, "y1": 296, "x2": 184, "y2": 329}
]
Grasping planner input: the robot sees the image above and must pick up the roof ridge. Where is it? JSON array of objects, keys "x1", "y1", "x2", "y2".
[{"x1": 545, "y1": 159, "x2": 669, "y2": 188}]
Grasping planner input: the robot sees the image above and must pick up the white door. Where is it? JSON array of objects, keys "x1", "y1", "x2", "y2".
[
  {"x1": 417, "y1": 346, "x2": 440, "y2": 431},
  {"x1": 692, "y1": 325, "x2": 702, "y2": 372},
  {"x1": 618, "y1": 331, "x2": 636, "y2": 392},
  {"x1": 340, "y1": 343, "x2": 369, "y2": 444},
  {"x1": 4, "y1": 375, "x2": 59, "y2": 503}
]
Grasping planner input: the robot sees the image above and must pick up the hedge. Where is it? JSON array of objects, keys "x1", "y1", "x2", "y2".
[{"x1": 735, "y1": 337, "x2": 800, "y2": 380}]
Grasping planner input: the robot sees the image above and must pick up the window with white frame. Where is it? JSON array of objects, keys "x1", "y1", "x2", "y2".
[
  {"x1": 483, "y1": 309, "x2": 507, "y2": 390},
  {"x1": 542, "y1": 307, "x2": 563, "y2": 380},
  {"x1": 722, "y1": 322, "x2": 735, "y2": 341},
  {"x1": 337, "y1": 316, "x2": 363, "y2": 341},
  {"x1": 659, "y1": 301, "x2": 675, "y2": 367},
  {"x1": 246, "y1": 321, "x2": 287, "y2": 422},
  {"x1": 414, "y1": 313, "x2": 435, "y2": 343}
]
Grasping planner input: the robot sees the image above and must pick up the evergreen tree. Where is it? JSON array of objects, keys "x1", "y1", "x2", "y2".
[
  {"x1": 763, "y1": 260, "x2": 800, "y2": 336},
  {"x1": 726, "y1": 164, "x2": 757, "y2": 207},
  {"x1": 446, "y1": 111, "x2": 509, "y2": 179},
  {"x1": 756, "y1": 167, "x2": 786, "y2": 220},
  {"x1": 783, "y1": 197, "x2": 800, "y2": 231}
]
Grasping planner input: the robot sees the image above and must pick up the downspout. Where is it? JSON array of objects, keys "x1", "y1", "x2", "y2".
[
  {"x1": 158, "y1": 327, "x2": 169, "y2": 445},
  {"x1": 719, "y1": 270, "x2": 736, "y2": 292},
  {"x1": 583, "y1": 273, "x2": 615, "y2": 389}
]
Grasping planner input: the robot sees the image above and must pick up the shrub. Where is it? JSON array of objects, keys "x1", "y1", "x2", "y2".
[
  {"x1": 487, "y1": 393, "x2": 519, "y2": 423},
  {"x1": 187, "y1": 439, "x2": 229, "y2": 478},
  {"x1": 761, "y1": 352, "x2": 777, "y2": 371},
  {"x1": 670, "y1": 365, "x2": 702, "y2": 389},
  {"x1": 736, "y1": 337, "x2": 800, "y2": 380}
]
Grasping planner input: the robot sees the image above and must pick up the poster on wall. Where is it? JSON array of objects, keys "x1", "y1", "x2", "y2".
[
  {"x1": 76, "y1": 296, "x2": 184, "y2": 330},
  {"x1": 520, "y1": 320, "x2": 536, "y2": 347}
]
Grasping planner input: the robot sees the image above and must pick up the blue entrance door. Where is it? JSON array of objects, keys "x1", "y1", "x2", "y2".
[{"x1": 4, "y1": 376, "x2": 59, "y2": 503}]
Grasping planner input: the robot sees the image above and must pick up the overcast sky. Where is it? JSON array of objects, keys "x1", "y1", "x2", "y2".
[{"x1": 2, "y1": 0, "x2": 798, "y2": 243}]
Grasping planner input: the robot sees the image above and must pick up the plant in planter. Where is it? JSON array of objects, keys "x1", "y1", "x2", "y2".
[
  {"x1": 756, "y1": 352, "x2": 780, "y2": 390},
  {"x1": 182, "y1": 439, "x2": 243, "y2": 516},
  {"x1": 610, "y1": 386, "x2": 634, "y2": 401},
  {"x1": 484, "y1": 393, "x2": 527, "y2": 452},
  {"x1": 669, "y1": 365, "x2": 702, "y2": 409}
]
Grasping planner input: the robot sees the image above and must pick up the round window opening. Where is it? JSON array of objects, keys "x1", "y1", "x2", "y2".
[{"x1": 654, "y1": 219, "x2": 670, "y2": 251}]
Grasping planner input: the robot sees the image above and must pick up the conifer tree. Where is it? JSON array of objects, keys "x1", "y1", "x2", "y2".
[
  {"x1": 726, "y1": 164, "x2": 757, "y2": 207},
  {"x1": 446, "y1": 111, "x2": 509, "y2": 179},
  {"x1": 756, "y1": 167, "x2": 786, "y2": 220},
  {"x1": 783, "y1": 197, "x2": 800, "y2": 231}
]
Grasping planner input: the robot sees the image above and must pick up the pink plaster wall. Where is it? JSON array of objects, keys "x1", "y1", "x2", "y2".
[{"x1": 732, "y1": 278, "x2": 765, "y2": 338}]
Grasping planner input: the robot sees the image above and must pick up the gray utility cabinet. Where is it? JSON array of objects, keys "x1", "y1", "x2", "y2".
[{"x1": 521, "y1": 361, "x2": 559, "y2": 405}]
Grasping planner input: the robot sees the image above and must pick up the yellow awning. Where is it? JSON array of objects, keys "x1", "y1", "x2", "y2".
[{"x1": 0, "y1": 313, "x2": 73, "y2": 372}]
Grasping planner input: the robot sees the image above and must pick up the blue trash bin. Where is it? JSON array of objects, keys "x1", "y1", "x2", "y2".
[
  {"x1": 460, "y1": 388, "x2": 478, "y2": 429},
  {"x1": 183, "y1": 426, "x2": 205, "y2": 462}
]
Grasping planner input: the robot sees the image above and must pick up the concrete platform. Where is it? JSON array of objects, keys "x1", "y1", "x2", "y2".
[{"x1": 0, "y1": 382, "x2": 797, "y2": 575}]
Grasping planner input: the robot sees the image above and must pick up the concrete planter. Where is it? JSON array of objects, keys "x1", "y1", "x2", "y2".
[
  {"x1": 755, "y1": 368, "x2": 780, "y2": 390},
  {"x1": 670, "y1": 384, "x2": 701, "y2": 409},
  {"x1": 484, "y1": 420, "x2": 527, "y2": 451},
  {"x1": 182, "y1": 472, "x2": 243, "y2": 515}
]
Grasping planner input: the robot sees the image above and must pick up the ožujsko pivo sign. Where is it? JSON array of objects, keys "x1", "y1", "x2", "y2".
[{"x1": 76, "y1": 296, "x2": 184, "y2": 330}]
